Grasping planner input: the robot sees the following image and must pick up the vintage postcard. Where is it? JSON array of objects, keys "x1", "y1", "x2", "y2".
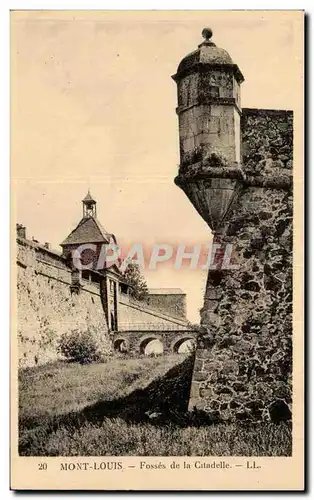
[{"x1": 10, "y1": 10, "x2": 304, "y2": 491}]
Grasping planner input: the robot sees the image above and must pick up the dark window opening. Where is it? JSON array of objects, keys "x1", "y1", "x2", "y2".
[
  {"x1": 120, "y1": 282, "x2": 129, "y2": 294},
  {"x1": 208, "y1": 86, "x2": 220, "y2": 97},
  {"x1": 110, "y1": 312, "x2": 116, "y2": 331},
  {"x1": 82, "y1": 270, "x2": 90, "y2": 281},
  {"x1": 91, "y1": 272, "x2": 99, "y2": 283}
]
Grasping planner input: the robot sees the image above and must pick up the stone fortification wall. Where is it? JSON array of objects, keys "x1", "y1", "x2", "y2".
[
  {"x1": 16, "y1": 238, "x2": 190, "y2": 367},
  {"x1": 188, "y1": 109, "x2": 293, "y2": 422},
  {"x1": 118, "y1": 293, "x2": 189, "y2": 331},
  {"x1": 17, "y1": 239, "x2": 109, "y2": 367},
  {"x1": 147, "y1": 292, "x2": 187, "y2": 318}
]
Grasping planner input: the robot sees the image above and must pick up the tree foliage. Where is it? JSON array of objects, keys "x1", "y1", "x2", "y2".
[{"x1": 122, "y1": 261, "x2": 149, "y2": 302}]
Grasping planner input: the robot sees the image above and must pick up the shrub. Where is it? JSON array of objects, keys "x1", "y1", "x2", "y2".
[{"x1": 57, "y1": 329, "x2": 108, "y2": 364}]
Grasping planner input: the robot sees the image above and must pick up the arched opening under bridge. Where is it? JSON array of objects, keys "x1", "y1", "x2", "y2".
[
  {"x1": 139, "y1": 336, "x2": 164, "y2": 356},
  {"x1": 113, "y1": 338, "x2": 129, "y2": 353},
  {"x1": 171, "y1": 336, "x2": 196, "y2": 354}
]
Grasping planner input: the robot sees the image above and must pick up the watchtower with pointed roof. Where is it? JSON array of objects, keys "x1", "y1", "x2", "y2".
[
  {"x1": 61, "y1": 191, "x2": 115, "y2": 257},
  {"x1": 60, "y1": 191, "x2": 121, "y2": 332}
]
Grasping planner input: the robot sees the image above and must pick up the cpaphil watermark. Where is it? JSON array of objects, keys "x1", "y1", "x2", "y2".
[{"x1": 72, "y1": 242, "x2": 238, "y2": 272}]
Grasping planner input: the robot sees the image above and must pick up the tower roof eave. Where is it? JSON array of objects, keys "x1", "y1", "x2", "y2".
[
  {"x1": 172, "y1": 62, "x2": 244, "y2": 84},
  {"x1": 60, "y1": 216, "x2": 114, "y2": 246}
]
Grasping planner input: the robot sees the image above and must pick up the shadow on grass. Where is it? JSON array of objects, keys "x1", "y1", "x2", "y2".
[
  {"x1": 83, "y1": 355, "x2": 201, "y2": 423},
  {"x1": 20, "y1": 355, "x2": 217, "y2": 455}
]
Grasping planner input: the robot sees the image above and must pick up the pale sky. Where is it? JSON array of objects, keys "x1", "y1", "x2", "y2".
[{"x1": 11, "y1": 11, "x2": 302, "y2": 322}]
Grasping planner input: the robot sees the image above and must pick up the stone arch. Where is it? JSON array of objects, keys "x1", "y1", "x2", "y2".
[
  {"x1": 171, "y1": 335, "x2": 196, "y2": 354},
  {"x1": 113, "y1": 337, "x2": 129, "y2": 353},
  {"x1": 138, "y1": 334, "x2": 164, "y2": 355}
]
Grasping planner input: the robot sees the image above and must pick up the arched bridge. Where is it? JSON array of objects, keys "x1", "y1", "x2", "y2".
[{"x1": 112, "y1": 329, "x2": 198, "y2": 355}]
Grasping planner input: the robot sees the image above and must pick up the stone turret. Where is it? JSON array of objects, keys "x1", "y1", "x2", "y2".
[
  {"x1": 173, "y1": 28, "x2": 245, "y2": 232},
  {"x1": 173, "y1": 29, "x2": 293, "y2": 422}
]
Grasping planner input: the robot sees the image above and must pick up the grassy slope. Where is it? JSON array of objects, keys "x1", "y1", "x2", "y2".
[
  {"x1": 19, "y1": 354, "x2": 185, "y2": 426},
  {"x1": 19, "y1": 354, "x2": 292, "y2": 457}
]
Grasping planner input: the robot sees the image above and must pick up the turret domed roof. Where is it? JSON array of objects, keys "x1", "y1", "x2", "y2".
[{"x1": 173, "y1": 28, "x2": 244, "y2": 83}]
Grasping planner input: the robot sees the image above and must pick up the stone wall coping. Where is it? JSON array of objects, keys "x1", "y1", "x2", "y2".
[
  {"x1": 117, "y1": 329, "x2": 195, "y2": 333},
  {"x1": 245, "y1": 173, "x2": 292, "y2": 189},
  {"x1": 175, "y1": 162, "x2": 292, "y2": 191},
  {"x1": 242, "y1": 107, "x2": 293, "y2": 117},
  {"x1": 119, "y1": 294, "x2": 189, "y2": 327},
  {"x1": 175, "y1": 163, "x2": 245, "y2": 185},
  {"x1": 17, "y1": 236, "x2": 63, "y2": 260}
]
